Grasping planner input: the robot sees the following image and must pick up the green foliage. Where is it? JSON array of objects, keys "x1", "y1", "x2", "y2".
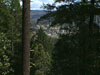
[
  {"x1": 33, "y1": 44, "x2": 51, "y2": 75},
  {"x1": 52, "y1": 30, "x2": 100, "y2": 75},
  {"x1": 0, "y1": 33, "x2": 14, "y2": 75},
  {"x1": 37, "y1": 27, "x2": 54, "y2": 52},
  {"x1": 0, "y1": 0, "x2": 13, "y2": 32},
  {"x1": 0, "y1": 0, "x2": 22, "y2": 75},
  {"x1": 30, "y1": 28, "x2": 53, "y2": 75},
  {"x1": 39, "y1": 0, "x2": 100, "y2": 75}
]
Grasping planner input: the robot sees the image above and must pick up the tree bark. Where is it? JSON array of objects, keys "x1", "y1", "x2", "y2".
[
  {"x1": 89, "y1": 0, "x2": 95, "y2": 32},
  {"x1": 91, "y1": 0, "x2": 95, "y2": 5},
  {"x1": 83, "y1": 0, "x2": 86, "y2": 3},
  {"x1": 22, "y1": 0, "x2": 30, "y2": 75}
]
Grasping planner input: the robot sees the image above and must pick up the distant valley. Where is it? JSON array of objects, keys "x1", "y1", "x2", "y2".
[
  {"x1": 30, "y1": 10, "x2": 48, "y2": 28},
  {"x1": 30, "y1": 10, "x2": 59, "y2": 38}
]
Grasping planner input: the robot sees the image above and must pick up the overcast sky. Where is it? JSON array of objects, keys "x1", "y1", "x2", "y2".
[
  {"x1": 31, "y1": 0, "x2": 54, "y2": 10},
  {"x1": 20, "y1": 0, "x2": 81, "y2": 10}
]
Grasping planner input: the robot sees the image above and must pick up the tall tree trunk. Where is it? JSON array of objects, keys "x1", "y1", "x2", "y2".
[
  {"x1": 83, "y1": 0, "x2": 86, "y2": 3},
  {"x1": 22, "y1": 0, "x2": 30, "y2": 75},
  {"x1": 89, "y1": 0, "x2": 95, "y2": 32},
  {"x1": 91, "y1": 0, "x2": 95, "y2": 5}
]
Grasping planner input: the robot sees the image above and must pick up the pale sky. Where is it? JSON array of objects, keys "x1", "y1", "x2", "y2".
[
  {"x1": 20, "y1": 0, "x2": 81, "y2": 10},
  {"x1": 31, "y1": 0, "x2": 54, "y2": 10},
  {"x1": 30, "y1": 0, "x2": 81, "y2": 10}
]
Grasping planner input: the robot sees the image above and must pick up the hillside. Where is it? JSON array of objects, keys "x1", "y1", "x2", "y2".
[
  {"x1": 30, "y1": 10, "x2": 49, "y2": 28},
  {"x1": 30, "y1": 10, "x2": 60, "y2": 38}
]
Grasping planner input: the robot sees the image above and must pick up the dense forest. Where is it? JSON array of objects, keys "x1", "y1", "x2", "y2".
[{"x1": 0, "y1": 0, "x2": 100, "y2": 75}]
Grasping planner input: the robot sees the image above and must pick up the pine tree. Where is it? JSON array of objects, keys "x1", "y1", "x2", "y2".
[
  {"x1": 39, "y1": 0, "x2": 100, "y2": 74},
  {"x1": 0, "y1": 0, "x2": 22, "y2": 75},
  {"x1": 0, "y1": 33, "x2": 14, "y2": 75},
  {"x1": 30, "y1": 28, "x2": 53, "y2": 75},
  {"x1": 22, "y1": 0, "x2": 30, "y2": 75},
  {"x1": 10, "y1": 0, "x2": 22, "y2": 74},
  {"x1": 33, "y1": 44, "x2": 51, "y2": 75}
]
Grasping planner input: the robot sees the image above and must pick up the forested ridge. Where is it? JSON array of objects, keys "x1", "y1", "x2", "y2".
[{"x1": 0, "y1": 0, "x2": 100, "y2": 75}]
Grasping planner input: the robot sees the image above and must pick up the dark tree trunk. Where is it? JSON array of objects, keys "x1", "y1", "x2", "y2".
[
  {"x1": 22, "y1": 0, "x2": 30, "y2": 75},
  {"x1": 89, "y1": 15, "x2": 94, "y2": 31},
  {"x1": 83, "y1": 0, "x2": 86, "y2": 3},
  {"x1": 91, "y1": 0, "x2": 95, "y2": 5},
  {"x1": 89, "y1": 0, "x2": 95, "y2": 32}
]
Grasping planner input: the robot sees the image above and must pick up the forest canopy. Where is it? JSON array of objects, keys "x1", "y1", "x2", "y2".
[{"x1": 0, "y1": 0, "x2": 100, "y2": 75}]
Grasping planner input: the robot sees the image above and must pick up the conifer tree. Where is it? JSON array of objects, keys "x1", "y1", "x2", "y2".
[
  {"x1": 39, "y1": 0, "x2": 100, "y2": 74},
  {"x1": 0, "y1": 0, "x2": 22, "y2": 75},
  {"x1": 10, "y1": 0, "x2": 22, "y2": 74},
  {"x1": 22, "y1": 0, "x2": 30, "y2": 75},
  {"x1": 30, "y1": 28, "x2": 53, "y2": 75}
]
